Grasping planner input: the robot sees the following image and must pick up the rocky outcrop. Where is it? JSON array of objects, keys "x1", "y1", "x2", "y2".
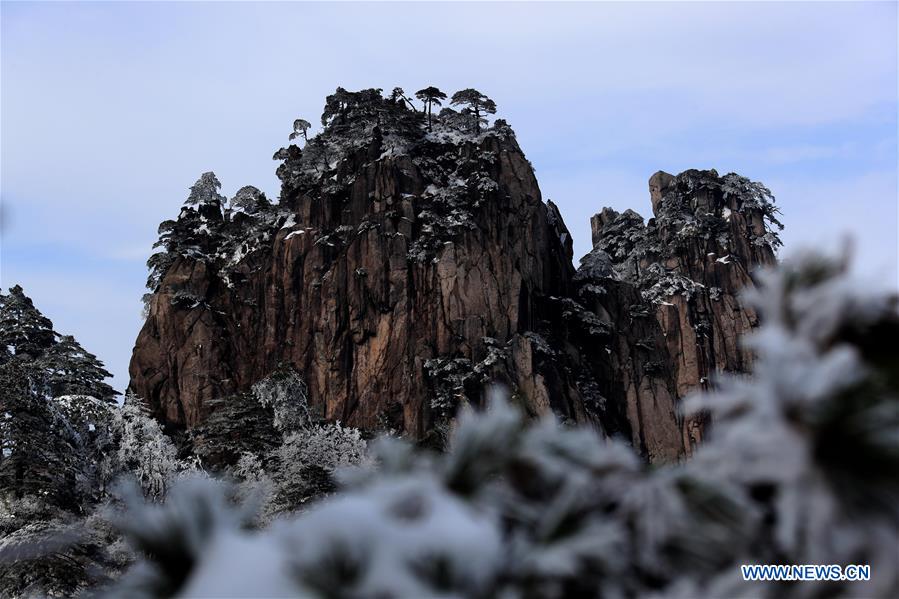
[
  {"x1": 130, "y1": 89, "x2": 780, "y2": 461},
  {"x1": 584, "y1": 169, "x2": 781, "y2": 452},
  {"x1": 131, "y1": 94, "x2": 619, "y2": 446}
]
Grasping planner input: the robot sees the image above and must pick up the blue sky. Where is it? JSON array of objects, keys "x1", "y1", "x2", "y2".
[{"x1": 2, "y1": 1, "x2": 897, "y2": 393}]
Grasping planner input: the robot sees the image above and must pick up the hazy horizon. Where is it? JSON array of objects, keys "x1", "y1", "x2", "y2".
[{"x1": 2, "y1": 1, "x2": 897, "y2": 394}]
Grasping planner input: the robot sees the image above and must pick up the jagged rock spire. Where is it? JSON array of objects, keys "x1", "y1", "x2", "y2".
[{"x1": 130, "y1": 89, "x2": 778, "y2": 462}]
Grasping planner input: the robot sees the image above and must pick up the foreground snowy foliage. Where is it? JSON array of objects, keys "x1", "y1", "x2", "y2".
[
  {"x1": 99, "y1": 251, "x2": 898, "y2": 598},
  {"x1": 0, "y1": 367, "x2": 367, "y2": 596},
  {"x1": 0, "y1": 388, "x2": 193, "y2": 596}
]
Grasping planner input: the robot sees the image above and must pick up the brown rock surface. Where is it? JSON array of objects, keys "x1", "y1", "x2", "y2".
[
  {"x1": 131, "y1": 120, "x2": 609, "y2": 443},
  {"x1": 648, "y1": 170, "x2": 676, "y2": 215},
  {"x1": 585, "y1": 169, "x2": 781, "y2": 452},
  {"x1": 130, "y1": 92, "x2": 779, "y2": 462}
]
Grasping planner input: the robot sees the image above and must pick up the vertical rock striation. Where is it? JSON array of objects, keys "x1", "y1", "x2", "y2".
[
  {"x1": 584, "y1": 169, "x2": 781, "y2": 452},
  {"x1": 130, "y1": 89, "x2": 780, "y2": 461},
  {"x1": 131, "y1": 93, "x2": 603, "y2": 445}
]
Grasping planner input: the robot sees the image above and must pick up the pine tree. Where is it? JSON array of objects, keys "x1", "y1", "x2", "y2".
[
  {"x1": 0, "y1": 285, "x2": 56, "y2": 362},
  {"x1": 146, "y1": 221, "x2": 179, "y2": 292},
  {"x1": 107, "y1": 394, "x2": 181, "y2": 500},
  {"x1": 184, "y1": 172, "x2": 226, "y2": 208},
  {"x1": 42, "y1": 335, "x2": 116, "y2": 402},
  {"x1": 320, "y1": 86, "x2": 352, "y2": 127},
  {"x1": 289, "y1": 119, "x2": 311, "y2": 143},
  {"x1": 0, "y1": 286, "x2": 117, "y2": 401},
  {"x1": 190, "y1": 390, "x2": 281, "y2": 469},
  {"x1": 390, "y1": 87, "x2": 416, "y2": 111},
  {"x1": 415, "y1": 86, "x2": 447, "y2": 131},
  {"x1": 146, "y1": 172, "x2": 227, "y2": 292},
  {"x1": 450, "y1": 88, "x2": 497, "y2": 133},
  {"x1": 229, "y1": 185, "x2": 270, "y2": 216},
  {"x1": 0, "y1": 360, "x2": 85, "y2": 510},
  {"x1": 319, "y1": 87, "x2": 415, "y2": 136},
  {"x1": 321, "y1": 87, "x2": 385, "y2": 128}
]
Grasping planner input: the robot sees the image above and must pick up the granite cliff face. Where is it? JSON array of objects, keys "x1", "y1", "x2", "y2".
[
  {"x1": 583, "y1": 170, "x2": 780, "y2": 452},
  {"x1": 130, "y1": 88, "x2": 781, "y2": 461}
]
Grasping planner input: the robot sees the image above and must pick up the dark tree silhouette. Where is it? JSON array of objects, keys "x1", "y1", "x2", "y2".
[
  {"x1": 450, "y1": 88, "x2": 496, "y2": 133},
  {"x1": 0, "y1": 285, "x2": 55, "y2": 362},
  {"x1": 0, "y1": 286, "x2": 117, "y2": 401},
  {"x1": 415, "y1": 86, "x2": 447, "y2": 131},
  {"x1": 390, "y1": 87, "x2": 416, "y2": 111},
  {"x1": 146, "y1": 172, "x2": 226, "y2": 291},
  {"x1": 321, "y1": 87, "x2": 350, "y2": 126},
  {"x1": 0, "y1": 360, "x2": 83, "y2": 508},
  {"x1": 42, "y1": 335, "x2": 116, "y2": 402},
  {"x1": 230, "y1": 185, "x2": 270, "y2": 215},
  {"x1": 321, "y1": 87, "x2": 384, "y2": 127},
  {"x1": 185, "y1": 172, "x2": 225, "y2": 207},
  {"x1": 289, "y1": 119, "x2": 311, "y2": 143}
]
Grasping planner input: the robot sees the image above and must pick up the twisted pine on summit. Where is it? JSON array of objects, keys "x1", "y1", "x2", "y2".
[
  {"x1": 451, "y1": 88, "x2": 496, "y2": 133},
  {"x1": 415, "y1": 86, "x2": 447, "y2": 131},
  {"x1": 292, "y1": 86, "x2": 497, "y2": 144},
  {"x1": 289, "y1": 119, "x2": 311, "y2": 143},
  {"x1": 144, "y1": 86, "x2": 505, "y2": 310}
]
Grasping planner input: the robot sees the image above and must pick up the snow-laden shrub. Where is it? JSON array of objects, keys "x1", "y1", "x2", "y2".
[
  {"x1": 0, "y1": 520, "x2": 92, "y2": 597},
  {"x1": 0, "y1": 496, "x2": 133, "y2": 598},
  {"x1": 103, "y1": 250, "x2": 899, "y2": 598},
  {"x1": 251, "y1": 366, "x2": 310, "y2": 434},
  {"x1": 268, "y1": 423, "x2": 368, "y2": 513},
  {"x1": 103, "y1": 395, "x2": 192, "y2": 500},
  {"x1": 190, "y1": 368, "x2": 369, "y2": 516},
  {"x1": 277, "y1": 423, "x2": 366, "y2": 473},
  {"x1": 640, "y1": 263, "x2": 704, "y2": 304}
]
